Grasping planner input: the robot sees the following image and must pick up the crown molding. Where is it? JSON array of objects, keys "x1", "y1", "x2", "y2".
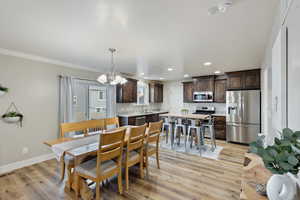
[{"x1": 0, "y1": 48, "x2": 101, "y2": 73}]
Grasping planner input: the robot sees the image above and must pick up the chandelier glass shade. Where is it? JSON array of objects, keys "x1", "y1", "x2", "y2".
[{"x1": 97, "y1": 48, "x2": 127, "y2": 85}]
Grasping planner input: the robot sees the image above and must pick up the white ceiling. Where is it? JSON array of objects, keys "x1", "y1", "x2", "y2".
[{"x1": 0, "y1": 0, "x2": 278, "y2": 80}]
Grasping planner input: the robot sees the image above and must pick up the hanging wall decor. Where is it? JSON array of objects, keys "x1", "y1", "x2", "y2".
[
  {"x1": 0, "y1": 85, "x2": 8, "y2": 97},
  {"x1": 2, "y1": 102, "x2": 24, "y2": 127}
]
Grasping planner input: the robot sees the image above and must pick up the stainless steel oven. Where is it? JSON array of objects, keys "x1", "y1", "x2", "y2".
[{"x1": 193, "y1": 91, "x2": 213, "y2": 102}]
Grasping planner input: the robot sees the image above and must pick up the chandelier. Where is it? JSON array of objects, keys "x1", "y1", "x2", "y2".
[{"x1": 97, "y1": 48, "x2": 127, "y2": 85}]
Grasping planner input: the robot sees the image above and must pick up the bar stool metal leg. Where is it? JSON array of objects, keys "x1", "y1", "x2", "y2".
[
  {"x1": 184, "y1": 126, "x2": 188, "y2": 152},
  {"x1": 209, "y1": 125, "x2": 216, "y2": 151},
  {"x1": 197, "y1": 127, "x2": 202, "y2": 155}
]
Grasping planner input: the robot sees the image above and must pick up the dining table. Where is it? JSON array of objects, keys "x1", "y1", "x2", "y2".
[
  {"x1": 43, "y1": 126, "x2": 134, "y2": 200},
  {"x1": 159, "y1": 113, "x2": 210, "y2": 151}
]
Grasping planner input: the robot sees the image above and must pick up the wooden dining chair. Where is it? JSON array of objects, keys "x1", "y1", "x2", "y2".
[
  {"x1": 144, "y1": 120, "x2": 163, "y2": 177},
  {"x1": 75, "y1": 128, "x2": 126, "y2": 200},
  {"x1": 123, "y1": 124, "x2": 147, "y2": 190},
  {"x1": 86, "y1": 119, "x2": 105, "y2": 134},
  {"x1": 59, "y1": 119, "x2": 105, "y2": 182},
  {"x1": 59, "y1": 121, "x2": 88, "y2": 182},
  {"x1": 104, "y1": 117, "x2": 120, "y2": 130}
]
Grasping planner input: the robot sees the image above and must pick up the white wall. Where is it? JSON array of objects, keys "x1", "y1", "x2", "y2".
[
  {"x1": 261, "y1": 2, "x2": 282, "y2": 145},
  {"x1": 161, "y1": 81, "x2": 226, "y2": 114},
  {"x1": 0, "y1": 53, "x2": 100, "y2": 167},
  {"x1": 261, "y1": 0, "x2": 296, "y2": 145}
]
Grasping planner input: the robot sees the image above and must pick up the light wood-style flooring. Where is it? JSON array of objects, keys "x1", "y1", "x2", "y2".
[{"x1": 0, "y1": 140, "x2": 248, "y2": 200}]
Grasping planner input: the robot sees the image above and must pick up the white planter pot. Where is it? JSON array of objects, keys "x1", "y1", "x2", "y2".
[
  {"x1": 3, "y1": 117, "x2": 20, "y2": 123},
  {"x1": 0, "y1": 90, "x2": 6, "y2": 97},
  {"x1": 267, "y1": 173, "x2": 298, "y2": 200}
]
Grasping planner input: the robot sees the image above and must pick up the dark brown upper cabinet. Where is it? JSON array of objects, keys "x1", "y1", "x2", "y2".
[
  {"x1": 226, "y1": 71, "x2": 244, "y2": 90},
  {"x1": 183, "y1": 82, "x2": 194, "y2": 103},
  {"x1": 193, "y1": 75, "x2": 214, "y2": 92},
  {"x1": 226, "y1": 69, "x2": 260, "y2": 90},
  {"x1": 149, "y1": 82, "x2": 163, "y2": 103},
  {"x1": 116, "y1": 78, "x2": 137, "y2": 103},
  {"x1": 214, "y1": 79, "x2": 226, "y2": 103},
  {"x1": 244, "y1": 70, "x2": 261, "y2": 89}
]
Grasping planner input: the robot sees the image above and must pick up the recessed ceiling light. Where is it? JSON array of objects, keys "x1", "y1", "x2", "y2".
[
  {"x1": 184, "y1": 74, "x2": 189, "y2": 78},
  {"x1": 159, "y1": 77, "x2": 165, "y2": 80},
  {"x1": 203, "y1": 62, "x2": 212, "y2": 66},
  {"x1": 214, "y1": 70, "x2": 221, "y2": 74},
  {"x1": 140, "y1": 72, "x2": 145, "y2": 76},
  {"x1": 167, "y1": 68, "x2": 174, "y2": 71}
]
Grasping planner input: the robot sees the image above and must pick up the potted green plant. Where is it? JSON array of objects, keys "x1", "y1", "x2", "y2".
[
  {"x1": 0, "y1": 85, "x2": 8, "y2": 96},
  {"x1": 250, "y1": 128, "x2": 300, "y2": 199},
  {"x1": 250, "y1": 128, "x2": 300, "y2": 175},
  {"x1": 2, "y1": 111, "x2": 23, "y2": 124}
]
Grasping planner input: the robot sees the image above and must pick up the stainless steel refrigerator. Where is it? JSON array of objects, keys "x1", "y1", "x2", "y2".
[{"x1": 226, "y1": 90, "x2": 261, "y2": 144}]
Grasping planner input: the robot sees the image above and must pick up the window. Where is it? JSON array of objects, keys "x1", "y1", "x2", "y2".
[
  {"x1": 72, "y1": 79, "x2": 109, "y2": 121},
  {"x1": 98, "y1": 90, "x2": 104, "y2": 101}
]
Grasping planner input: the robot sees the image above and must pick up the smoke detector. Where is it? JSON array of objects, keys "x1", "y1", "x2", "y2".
[{"x1": 208, "y1": 0, "x2": 234, "y2": 15}]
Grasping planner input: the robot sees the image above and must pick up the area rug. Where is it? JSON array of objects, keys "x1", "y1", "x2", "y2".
[{"x1": 160, "y1": 139, "x2": 223, "y2": 160}]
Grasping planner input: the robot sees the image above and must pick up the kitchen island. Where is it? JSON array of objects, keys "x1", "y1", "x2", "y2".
[{"x1": 118, "y1": 110, "x2": 168, "y2": 126}]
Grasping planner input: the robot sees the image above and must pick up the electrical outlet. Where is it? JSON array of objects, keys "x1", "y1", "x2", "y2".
[{"x1": 22, "y1": 147, "x2": 29, "y2": 155}]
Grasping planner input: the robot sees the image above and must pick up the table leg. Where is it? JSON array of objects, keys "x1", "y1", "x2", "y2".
[{"x1": 66, "y1": 158, "x2": 94, "y2": 200}]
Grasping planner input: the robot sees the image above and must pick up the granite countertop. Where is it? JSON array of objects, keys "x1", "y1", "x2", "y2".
[{"x1": 118, "y1": 110, "x2": 169, "y2": 118}]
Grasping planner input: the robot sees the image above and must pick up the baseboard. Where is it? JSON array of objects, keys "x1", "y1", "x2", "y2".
[{"x1": 0, "y1": 153, "x2": 55, "y2": 175}]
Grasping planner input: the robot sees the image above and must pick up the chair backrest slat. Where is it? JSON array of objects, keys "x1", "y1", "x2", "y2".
[
  {"x1": 60, "y1": 119, "x2": 105, "y2": 138},
  {"x1": 105, "y1": 117, "x2": 120, "y2": 129},
  {"x1": 127, "y1": 124, "x2": 147, "y2": 151},
  {"x1": 99, "y1": 146, "x2": 121, "y2": 162},
  {"x1": 146, "y1": 120, "x2": 163, "y2": 145}
]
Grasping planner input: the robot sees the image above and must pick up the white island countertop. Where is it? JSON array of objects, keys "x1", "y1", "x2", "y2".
[
  {"x1": 212, "y1": 113, "x2": 226, "y2": 117},
  {"x1": 118, "y1": 110, "x2": 169, "y2": 118}
]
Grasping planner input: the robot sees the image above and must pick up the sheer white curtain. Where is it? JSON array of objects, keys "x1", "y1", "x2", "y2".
[
  {"x1": 106, "y1": 85, "x2": 117, "y2": 118},
  {"x1": 59, "y1": 76, "x2": 74, "y2": 124}
]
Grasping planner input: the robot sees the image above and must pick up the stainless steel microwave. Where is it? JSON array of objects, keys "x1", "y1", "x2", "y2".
[{"x1": 193, "y1": 91, "x2": 213, "y2": 102}]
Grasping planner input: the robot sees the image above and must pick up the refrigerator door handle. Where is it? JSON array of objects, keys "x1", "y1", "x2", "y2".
[{"x1": 228, "y1": 106, "x2": 236, "y2": 115}]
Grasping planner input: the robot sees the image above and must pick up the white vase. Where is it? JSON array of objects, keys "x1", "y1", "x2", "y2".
[
  {"x1": 0, "y1": 90, "x2": 6, "y2": 97},
  {"x1": 3, "y1": 117, "x2": 20, "y2": 123},
  {"x1": 267, "y1": 173, "x2": 297, "y2": 200},
  {"x1": 287, "y1": 172, "x2": 300, "y2": 186}
]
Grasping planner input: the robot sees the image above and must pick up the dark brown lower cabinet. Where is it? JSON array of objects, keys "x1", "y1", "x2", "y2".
[
  {"x1": 214, "y1": 116, "x2": 226, "y2": 140},
  {"x1": 146, "y1": 114, "x2": 159, "y2": 123},
  {"x1": 119, "y1": 114, "x2": 160, "y2": 126}
]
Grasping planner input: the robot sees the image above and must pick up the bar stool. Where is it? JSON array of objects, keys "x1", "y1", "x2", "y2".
[
  {"x1": 187, "y1": 119, "x2": 202, "y2": 150},
  {"x1": 202, "y1": 116, "x2": 216, "y2": 151},
  {"x1": 174, "y1": 118, "x2": 186, "y2": 146},
  {"x1": 162, "y1": 117, "x2": 172, "y2": 144}
]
